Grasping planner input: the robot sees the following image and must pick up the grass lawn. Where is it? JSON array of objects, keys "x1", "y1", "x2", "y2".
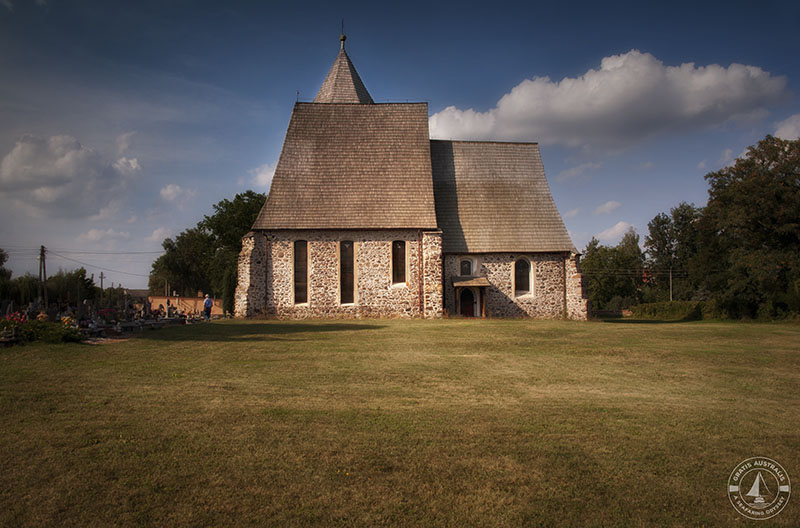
[{"x1": 1, "y1": 318, "x2": 799, "y2": 527}]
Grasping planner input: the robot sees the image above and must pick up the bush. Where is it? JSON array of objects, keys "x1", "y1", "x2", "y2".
[
  {"x1": 630, "y1": 301, "x2": 705, "y2": 321},
  {"x1": 17, "y1": 320, "x2": 82, "y2": 344}
]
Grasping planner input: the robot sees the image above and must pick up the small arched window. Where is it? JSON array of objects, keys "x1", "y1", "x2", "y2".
[
  {"x1": 392, "y1": 240, "x2": 406, "y2": 284},
  {"x1": 294, "y1": 240, "x2": 308, "y2": 304},
  {"x1": 460, "y1": 259, "x2": 473, "y2": 276},
  {"x1": 514, "y1": 258, "x2": 531, "y2": 296}
]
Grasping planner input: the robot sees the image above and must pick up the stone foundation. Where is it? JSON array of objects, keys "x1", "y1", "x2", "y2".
[{"x1": 443, "y1": 252, "x2": 588, "y2": 320}]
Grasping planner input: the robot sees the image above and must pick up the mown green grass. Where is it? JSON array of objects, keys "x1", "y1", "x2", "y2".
[{"x1": 1, "y1": 319, "x2": 798, "y2": 527}]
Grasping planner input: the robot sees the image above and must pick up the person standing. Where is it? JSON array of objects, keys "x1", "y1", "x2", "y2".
[{"x1": 203, "y1": 294, "x2": 212, "y2": 322}]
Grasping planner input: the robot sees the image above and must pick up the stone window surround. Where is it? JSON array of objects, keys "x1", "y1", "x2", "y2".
[{"x1": 513, "y1": 256, "x2": 535, "y2": 298}]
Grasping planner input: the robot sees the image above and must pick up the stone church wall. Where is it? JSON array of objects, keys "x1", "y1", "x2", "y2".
[
  {"x1": 443, "y1": 252, "x2": 588, "y2": 320},
  {"x1": 234, "y1": 232, "x2": 267, "y2": 317},
  {"x1": 236, "y1": 229, "x2": 443, "y2": 319},
  {"x1": 566, "y1": 253, "x2": 589, "y2": 320}
]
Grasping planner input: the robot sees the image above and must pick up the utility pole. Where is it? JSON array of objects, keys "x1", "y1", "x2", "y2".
[
  {"x1": 669, "y1": 267, "x2": 673, "y2": 302},
  {"x1": 40, "y1": 245, "x2": 48, "y2": 308}
]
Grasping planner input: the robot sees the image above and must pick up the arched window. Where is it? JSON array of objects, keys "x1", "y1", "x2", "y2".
[
  {"x1": 514, "y1": 258, "x2": 531, "y2": 296},
  {"x1": 294, "y1": 240, "x2": 308, "y2": 304},
  {"x1": 392, "y1": 240, "x2": 406, "y2": 284},
  {"x1": 460, "y1": 259, "x2": 472, "y2": 276},
  {"x1": 340, "y1": 240, "x2": 354, "y2": 304}
]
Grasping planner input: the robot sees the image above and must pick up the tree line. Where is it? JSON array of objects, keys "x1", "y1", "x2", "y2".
[
  {"x1": 581, "y1": 135, "x2": 800, "y2": 318},
  {"x1": 0, "y1": 256, "x2": 130, "y2": 310}
]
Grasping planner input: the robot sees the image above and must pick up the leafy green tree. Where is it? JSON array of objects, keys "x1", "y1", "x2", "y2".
[
  {"x1": 148, "y1": 191, "x2": 265, "y2": 309},
  {"x1": 0, "y1": 248, "x2": 11, "y2": 301},
  {"x1": 698, "y1": 135, "x2": 800, "y2": 317},
  {"x1": 581, "y1": 228, "x2": 645, "y2": 310},
  {"x1": 644, "y1": 202, "x2": 701, "y2": 301},
  {"x1": 46, "y1": 268, "x2": 97, "y2": 305}
]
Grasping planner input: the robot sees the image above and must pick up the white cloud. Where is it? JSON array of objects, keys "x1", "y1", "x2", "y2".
[
  {"x1": 116, "y1": 131, "x2": 137, "y2": 154},
  {"x1": 77, "y1": 228, "x2": 130, "y2": 243},
  {"x1": 1, "y1": 0, "x2": 12, "y2": 12},
  {"x1": 697, "y1": 160, "x2": 707, "y2": 170},
  {"x1": 775, "y1": 114, "x2": 800, "y2": 140},
  {"x1": 563, "y1": 208, "x2": 581, "y2": 219},
  {"x1": 159, "y1": 183, "x2": 194, "y2": 202},
  {"x1": 596, "y1": 221, "x2": 634, "y2": 244},
  {"x1": 638, "y1": 161, "x2": 654, "y2": 170},
  {"x1": 594, "y1": 200, "x2": 622, "y2": 215},
  {"x1": 556, "y1": 161, "x2": 602, "y2": 182},
  {"x1": 0, "y1": 134, "x2": 136, "y2": 218},
  {"x1": 248, "y1": 162, "x2": 276, "y2": 189},
  {"x1": 146, "y1": 227, "x2": 171, "y2": 243},
  {"x1": 429, "y1": 50, "x2": 787, "y2": 149},
  {"x1": 112, "y1": 157, "x2": 140, "y2": 176}
]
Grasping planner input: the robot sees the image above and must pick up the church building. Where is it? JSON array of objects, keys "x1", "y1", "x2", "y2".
[{"x1": 234, "y1": 36, "x2": 588, "y2": 320}]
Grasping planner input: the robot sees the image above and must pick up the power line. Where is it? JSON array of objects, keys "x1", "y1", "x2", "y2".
[
  {"x1": 47, "y1": 251, "x2": 151, "y2": 278},
  {"x1": 0, "y1": 245, "x2": 163, "y2": 255}
]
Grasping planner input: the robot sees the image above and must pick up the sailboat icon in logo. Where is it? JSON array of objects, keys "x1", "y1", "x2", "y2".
[{"x1": 746, "y1": 471, "x2": 771, "y2": 506}]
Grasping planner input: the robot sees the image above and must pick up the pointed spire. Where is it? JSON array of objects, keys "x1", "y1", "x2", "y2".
[{"x1": 313, "y1": 35, "x2": 374, "y2": 104}]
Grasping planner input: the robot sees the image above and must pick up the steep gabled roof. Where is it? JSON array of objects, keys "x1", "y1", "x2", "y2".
[
  {"x1": 252, "y1": 103, "x2": 438, "y2": 230},
  {"x1": 431, "y1": 140, "x2": 575, "y2": 253},
  {"x1": 313, "y1": 42, "x2": 374, "y2": 104}
]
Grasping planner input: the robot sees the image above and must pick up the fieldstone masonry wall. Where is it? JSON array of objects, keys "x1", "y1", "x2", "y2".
[
  {"x1": 422, "y1": 231, "x2": 443, "y2": 318},
  {"x1": 234, "y1": 232, "x2": 267, "y2": 317},
  {"x1": 443, "y1": 252, "x2": 588, "y2": 319},
  {"x1": 236, "y1": 231, "x2": 586, "y2": 320},
  {"x1": 237, "y1": 229, "x2": 443, "y2": 319},
  {"x1": 566, "y1": 253, "x2": 589, "y2": 320}
]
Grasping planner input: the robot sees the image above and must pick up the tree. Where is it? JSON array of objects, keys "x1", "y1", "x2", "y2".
[
  {"x1": 0, "y1": 248, "x2": 11, "y2": 301},
  {"x1": 698, "y1": 135, "x2": 800, "y2": 317},
  {"x1": 148, "y1": 191, "x2": 266, "y2": 308},
  {"x1": 581, "y1": 228, "x2": 645, "y2": 310},
  {"x1": 644, "y1": 202, "x2": 701, "y2": 301}
]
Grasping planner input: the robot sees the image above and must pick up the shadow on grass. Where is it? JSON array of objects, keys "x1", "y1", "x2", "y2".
[
  {"x1": 598, "y1": 318, "x2": 691, "y2": 325},
  {"x1": 132, "y1": 321, "x2": 384, "y2": 342}
]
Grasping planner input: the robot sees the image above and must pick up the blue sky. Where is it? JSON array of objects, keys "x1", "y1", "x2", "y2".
[{"x1": 1, "y1": 0, "x2": 799, "y2": 289}]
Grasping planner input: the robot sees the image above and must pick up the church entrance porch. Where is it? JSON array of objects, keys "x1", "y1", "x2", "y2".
[{"x1": 453, "y1": 276, "x2": 490, "y2": 318}]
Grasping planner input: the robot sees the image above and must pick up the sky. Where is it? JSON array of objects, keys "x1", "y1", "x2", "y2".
[{"x1": 1, "y1": 0, "x2": 799, "y2": 289}]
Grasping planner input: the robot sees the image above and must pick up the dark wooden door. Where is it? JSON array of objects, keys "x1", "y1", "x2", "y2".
[{"x1": 460, "y1": 289, "x2": 475, "y2": 317}]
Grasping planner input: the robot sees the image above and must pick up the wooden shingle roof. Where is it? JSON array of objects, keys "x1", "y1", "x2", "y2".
[
  {"x1": 252, "y1": 103, "x2": 438, "y2": 230},
  {"x1": 313, "y1": 46, "x2": 374, "y2": 104},
  {"x1": 431, "y1": 140, "x2": 575, "y2": 253}
]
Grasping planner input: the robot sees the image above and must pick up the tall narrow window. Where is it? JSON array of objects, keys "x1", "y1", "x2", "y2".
[
  {"x1": 392, "y1": 240, "x2": 406, "y2": 284},
  {"x1": 340, "y1": 241, "x2": 354, "y2": 304},
  {"x1": 515, "y1": 258, "x2": 530, "y2": 296},
  {"x1": 460, "y1": 259, "x2": 472, "y2": 276},
  {"x1": 294, "y1": 240, "x2": 308, "y2": 304}
]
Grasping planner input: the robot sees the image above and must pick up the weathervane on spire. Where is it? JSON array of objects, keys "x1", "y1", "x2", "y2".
[{"x1": 340, "y1": 19, "x2": 346, "y2": 49}]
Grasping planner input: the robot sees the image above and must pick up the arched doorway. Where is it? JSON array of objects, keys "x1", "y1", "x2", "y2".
[{"x1": 460, "y1": 288, "x2": 475, "y2": 317}]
